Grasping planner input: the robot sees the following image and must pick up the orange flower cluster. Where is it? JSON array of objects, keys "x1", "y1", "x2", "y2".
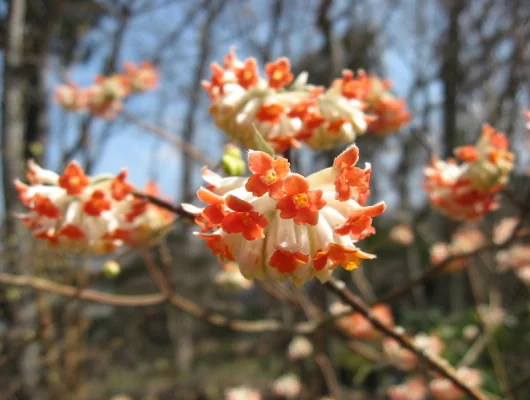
[
  {"x1": 424, "y1": 125, "x2": 514, "y2": 220},
  {"x1": 330, "y1": 302, "x2": 394, "y2": 339},
  {"x1": 55, "y1": 62, "x2": 158, "y2": 119},
  {"x1": 430, "y1": 227, "x2": 485, "y2": 273},
  {"x1": 383, "y1": 333, "x2": 444, "y2": 371},
  {"x1": 203, "y1": 49, "x2": 410, "y2": 152},
  {"x1": 387, "y1": 368, "x2": 482, "y2": 400},
  {"x1": 184, "y1": 145, "x2": 385, "y2": 285},
  {"x1": 332, "y1": 70, "x2": 411, "y2": 135},
  {"x1": 15, "y1": 160, "x2": 174, "y2": 253}
]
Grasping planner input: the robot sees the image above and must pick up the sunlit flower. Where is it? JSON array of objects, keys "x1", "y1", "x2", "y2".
[
  {"x1": 429, "y1": 367, "x2": 482, "y2": 400},
  {"x1": 477, "y1": 304, "x2": 506, "y2": 328},
  {"x1": 15, "y1": 161, "x2": 174, "y2": 254},
  {"x1": 462, "y1": 324, "x2": 480, "y2": 341},
  {"x1": 272, "y1": 374, "x2": 302, "y2": 399},
  {"x1": 424, "y1": 125, "x2": 515, "y2": 221},
  {"x1": 383, "y1": 332, "x2": 444, "y2": 371},
  {"x1": 387, "y1": 377, "x2": 428, "y2": 400},
  {"x1": 214, "y1": 262, "x2": 254, "y2": 293},
  {"x1": 389, "y1": 224, "x2": 415, "y2": 246},
  {"x1": 515, "y1": 266, "x2": 530, "y2": 286},
  {"x1": 224, "y1": 386, "x2": 261, "y2": 400},
  {"x1": 496, "y1": 244, "x2": 530, "y2": 272},
  {"x1": 430, "y1": 227, "x2": 485, "y2": 273},
  {"x1": 203, "y1": 49, "x2": 408, "y2": 152},
  {"x1": 493, "y1": 217, "x2": 519, "y2": 245},
  {"x1": 188, "y1": 145, "x2": 385, "y2": 285},
  {"x1": 287, "y1": 336, "x2": 313, "y2": 360},
  {"x1": 330, "y1": 302, "x2": 393, "y2": 339}
]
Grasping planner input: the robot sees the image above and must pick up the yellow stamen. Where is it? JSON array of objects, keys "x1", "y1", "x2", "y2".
[
  {"x1": 261, "y1": 170, "x2": 278, "y2": 185},
  {"x1": 293, "y1": 193, "x2": 309, "y2": 208}
]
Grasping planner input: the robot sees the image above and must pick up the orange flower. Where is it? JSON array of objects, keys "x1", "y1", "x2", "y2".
[
  {"x1": 348, "y1": 304, "x2": 394, "y2": 339},
  {"x1": 256, "y1": 103, "x2": 285, "y2": 124},
  {"x1": 302, "y1": 111, "x2": 325, "y2": 130},
  {"x1": 269, "y1": 136, "x2": 301, "y2": 153},
  {"x1": 334, "y1": 202, "x2": 386, "y2": 239},
  {"x1": 314, "y1": 243, "x2": 375, "y2": 271},
  {"x1": 368, "y1": 97, "x2": 411, "y2": 135},
  {"x1": 328, "y1": 119, "x2": 347, "y2": 133},
  {"x1": 287, "y1": 99, "x2": 316, "y2": 119},
  {"x1": 269, "y1": 248, "x2": 309, "y2": 274},
  {"x1": 197, "y1": 187, "x2": 226, "y2": 225},
  {"x1": 221, "y1": 195, "x2": 268, "y2": 240},
  {"x1": 235, "y1": 58, "x2": 259, "y2": 89},
  {"x1": 59, "y1": 224, "x2": 85, "y2": 240},
  {"x1": 276, "y1": 174, "x2": 326, "y2": 225},
  {"x1": 339, "y1": 70, "x2": 372, "y2": 100},
  {"x1": 245, "y1": 151, "x2": 290, "y2": 199},
  {"x1": 35, "y1": 230, "x2": 60, "y2": 245},
  {"x1": 31, "y1": 193, "x2": 60, "y2": 219},
  {"x1": 265, "y1": 57, "x2": 293, "y2": 89},
  {"x1": 83, "y1": 189, "x2": 111, "y2": 217},
  {"x1": 126, "y1": 198, "x2": 148, "y2": 222},
  {"x1": 333, "y1": 145, "x2": 372, "y2": 204},
  {"x1": 59, "y1": 161, "x2": 89, "y2": 195},
  {"x1": 454, "y1": 145, "x2": 479, "y2": 163},
  {"x1": 111, "y1": 169, "x2": 134, "y2": 200},
  {"x1": 197, "y1": 233, "x2": 235, "y2": 261}
]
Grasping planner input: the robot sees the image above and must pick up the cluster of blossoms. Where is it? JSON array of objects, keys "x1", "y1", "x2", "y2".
[
  {"x1": 497, "y1": 243, "x2": 530, "y2": 286},
  {"x1": 14, "y1": 160, "x2": 174, "y2": 254},
  {"x1": 287, "y1": 336, "x2": 313, "y2": 360},
  {"x1": 184, "y1": 145, "x2": 386, "y2": 285},
  {"x1": 388, "y1": 224, "x2": 415, "y2": 246},
  {"x1": 383, "y1": 332, "x2": 444, "y2": 371},
  {"x1": 387, "y1": 368, "x2": 482, "y2": 400},
  {"x1": 383, "y1": 330, "x2": 484, "y2": 400},
  {"x1": 271, "y1": 374, "x2": 302, "y2": 399},
  {"x1": 424, "y1": 125, "x2": 515, "y2": 221},
  {"x1": 430, "y1": 227, "x2": 485, "y2": 273},
  {"x1": 55, "y1": 62, "x2": 158, "y2": 119},
  {"x1": 203, "y1": 49, "x2": 410, "y2": 152},
  {"x1": 330, "y1": 301, "x2": 394, "y2": 339},
  {"x1": 224, "y1": 387, "x2": 261, "y2": 400}
]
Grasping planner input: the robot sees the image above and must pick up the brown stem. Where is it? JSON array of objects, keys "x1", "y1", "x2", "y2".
[
  {"x1": 324, "y1": 277, "x2": 489, "y2": 400},
  {"x1": 0, "y1": 272, "x2": 308, "y2": 334}
]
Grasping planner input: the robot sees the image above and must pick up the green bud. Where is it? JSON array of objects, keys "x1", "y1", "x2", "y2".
[
  {"x1": 102, "y1": 260, "x2": 121, "y2": 279},
  {"x1": 222, "y1": 154, "x2": 246, "y2": 176},
  {"x1": 28, "y1": 141, "x2": 44, "y2": 156},
  {"x1": 224, "y1": 144, "x2": 243, "y2": 159}
]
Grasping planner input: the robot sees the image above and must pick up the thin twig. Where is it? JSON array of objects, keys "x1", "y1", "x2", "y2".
[
  {"x1": 132, "y1": 190, "x2": 195, "y2": 220},
  {"x1": 0, "y1": 272, "x2": 316, "y2": 334},
  {"x1": 324, "y1": 277, "x2": 489, "y2": 400},
  {"x1": 121, "y1": 111, "x2": 214, "y2": 168},
  {"x1": 315, "y1": 353, "x2": 342, "y2": 400}
]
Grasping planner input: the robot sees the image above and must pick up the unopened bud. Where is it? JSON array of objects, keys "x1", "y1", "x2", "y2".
[
  {"x1": 103, "y1": 260, "x2": 121, "y2": 279},
  {"x1": 222, "y1": 145, "x2": 246, "y2": 176}
]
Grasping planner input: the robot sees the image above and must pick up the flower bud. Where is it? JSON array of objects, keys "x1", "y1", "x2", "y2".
[{"x1": 103, "y1": 260, "x2": 121, "y2": 279}]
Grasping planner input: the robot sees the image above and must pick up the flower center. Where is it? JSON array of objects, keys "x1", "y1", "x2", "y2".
[
  {"x1": 241, "y1": 212, "x2": 253, "y2": 226},
  {"x1": 70, "y1": 176, "x2": 80, "y2": 186},
  {"x1": 273, "y1": 70, "x2": 284, "y2": 80},
  {"x1": 261, "y1": 170, "x2": 278, "y2": 185},
  {"x1": 293, "y1": 193, "x2": 309, "y2": 208}
]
